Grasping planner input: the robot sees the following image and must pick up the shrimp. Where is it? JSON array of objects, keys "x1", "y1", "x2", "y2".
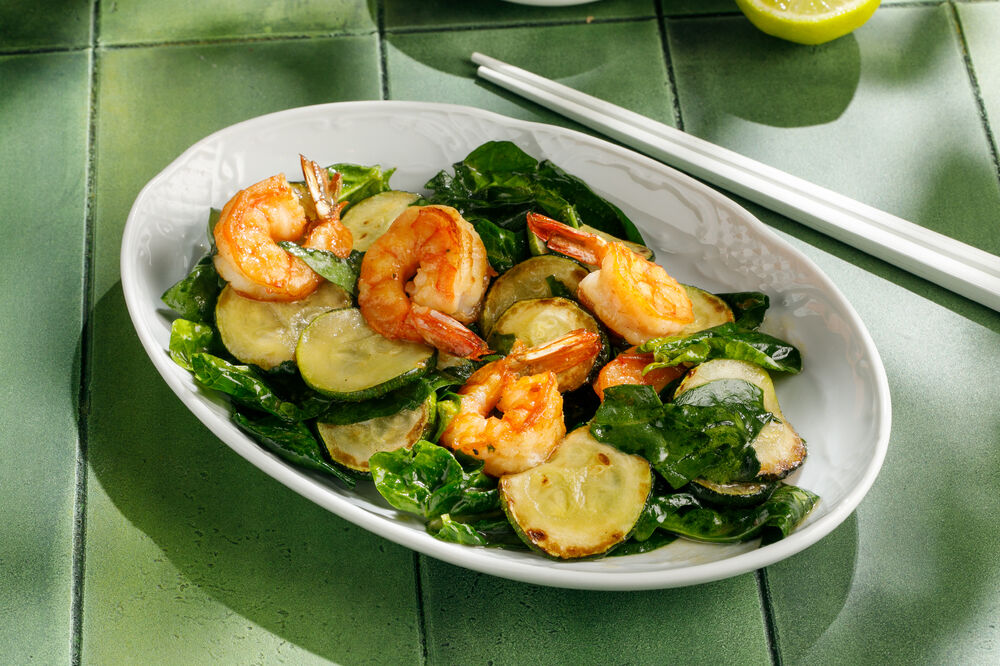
[
  {"x1": 440, "y1": 329, "x2": 602, "y2": 477},
  {"x1": 213, "y1": 156, "x2": 352, "y2": 302},
  {"x1": 357, "y1": 205, "x2": 493, "y2": 359},
  {"x1": 526, "y1": 213, "x2": 694, "y2": 345},
  {"x1": 592, "y1": 347, "x2": 686, "y2": 401}
]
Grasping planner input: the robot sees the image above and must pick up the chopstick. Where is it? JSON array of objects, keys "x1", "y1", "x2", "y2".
[{"x1": 471, "y1": 51, "x2": 1000, "y2": 313}]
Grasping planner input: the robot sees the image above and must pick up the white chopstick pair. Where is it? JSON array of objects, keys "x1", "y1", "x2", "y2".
[{"x1": 471, "y1": 52, "x2": 1000, "y2": 313}]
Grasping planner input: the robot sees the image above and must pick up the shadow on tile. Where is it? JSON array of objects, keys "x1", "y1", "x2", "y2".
[{"x1": 84, "y1": 284, "x2": 420, "y2": 663}]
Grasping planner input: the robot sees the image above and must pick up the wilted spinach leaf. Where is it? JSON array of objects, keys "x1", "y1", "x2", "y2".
[
  {"x1": 328, "y1": 163, "x2": 395, "y2": 208},
  {"x1": 369, "y1": 440, "x2": 499, "y2": 519},
  {"x1": 168, "y1": 319, "x2": 217, "y2": 371},
  {"x1": 716, "y1": 292, "x2": 770, "y2": 330},
  {"x1": 591, "y1": 382, "x2": 769, "y2": 488},
  {"x1": 191, "y1": 353, "x2": 321, "y2": 422},
  {"x1": 319, "y1": 379, "x2": 434, "y2": 426},
  {"x1": 232, "y1": 411, "x2": 356, "y2": 486},
  {"x1": 161, "y1": 254, "x2": 223, "y2": 323},
  {"x1": 277, "y1": 243, "x2": 363, "y2": 295},
  {"x1": 427, "y1": 513, "x2": 525, "y2": 548},
  {"x1": 631, "y1": 484, "x2": 819, "y2": 544},
  {"x1": 640, "y1": 323, "x2": 801, "y2": 374}
]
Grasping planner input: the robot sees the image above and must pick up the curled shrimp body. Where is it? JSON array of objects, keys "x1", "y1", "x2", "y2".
[
  {"x1": 213, "y1": 156, "x2": 352, "y2": 302},
  {"x1": 526, "y1": 213, "x2": 694, "y2": 346},
  {"x1": 440, "y1": 329, "x2": 601, "y2": 477},
  {"x1": 592, "y1": 347, "x2": 686, "y2": 401},
  {"x1": 358, "y1": 205, "x2": 492, "y2": 359}
]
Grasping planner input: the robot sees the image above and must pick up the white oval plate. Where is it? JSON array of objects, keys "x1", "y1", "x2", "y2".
[{"x1": 121, "y1": 101, "x2": 890, "y2": 590}]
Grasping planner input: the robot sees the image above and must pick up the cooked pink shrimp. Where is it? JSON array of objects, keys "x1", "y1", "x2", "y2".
[
  {"x1": 358, "y1": 205, "x2": 493, "y2": 359},
  {"x1": 526, "y1": 213, "x2": 694, "y2": 345},
  {"x1": 213, "y1": 156, "x2": 352, "y2": 302},
  {"x1": 440, "y1": 329, "x2": 601, "y2": 477}
]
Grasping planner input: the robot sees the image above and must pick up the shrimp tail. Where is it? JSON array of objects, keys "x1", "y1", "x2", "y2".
[
  {"x1": 300, "y1": 155, "x2": 352, "y2": 258},
  {"x1": 409, "y1": 304, "x2": 492, "y2": 360},
  {"x1": 507, "y1": 329, "x2": 601, "y2": 377},
  {"x1": 526, "y1": 212, "x2": 605, "y2": 265}
]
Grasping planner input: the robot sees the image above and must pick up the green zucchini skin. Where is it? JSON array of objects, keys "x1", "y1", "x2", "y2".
[
  {"x1": 340, "y1": 190, "x2": 419, "y2": 251},
  {"x1": 499, "y1": 427, "x2": 652, "y2": 559},
  {"x1": 487, "y1": 297, "x2": 608, "y2": 392},
  {"x1": 296, "y1": 308, "x2": 436, "y2": 401},
  {"x1": 688, "y1": 478, "x2": 779, "y2": 508},
  {"x1": 215, "y1": 282, "x2": 351, "y2": 370},
  {"x1": 316, "y1": 390, "x2": 435, "y2": 474},
  {"x1": 677, "y1": 285, "x2": 735, "y2": 336},
  {"x1": 479, "y1": 255, "x2": 589, "y2": 336},
  {"x1": 676, "y1": 359, "x2": 806, "y2": 481}
]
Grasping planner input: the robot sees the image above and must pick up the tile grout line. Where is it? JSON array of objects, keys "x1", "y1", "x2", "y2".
[
  {"x1": 755, "y1": 568, "x2": 783, "y2": 666},
  {"x1": 655, "y1": 0, "x2": 685, "y2": 132},
  {"x1": 948, "y1": 1, "x2": 1000, "y2": 186},
  {"x1": 377, "y1": 0, "x2": 389, "y2": 101},
  {"x1": 70, "y1": 2, "x2": 100, "y2": 663},
  {"x1": 413, "y1": 553, "x2": 429, "y2": 666}
]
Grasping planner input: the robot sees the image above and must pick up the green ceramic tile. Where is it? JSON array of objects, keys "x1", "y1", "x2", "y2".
[
  {"x1": 420, "y1": 559, "x2": 771, "y2": 664},
  {"x1": 660, "y1": 0, "x2": 914, "y2": 17},
  {"x1": 83, "y1": 37, "x2": 419, "y2": 663},
  {"x1": 668, "y1": 6, "x2": 1000, "y2": 257},
  {"x1": 384, "y1": 0, "x2": 655, "y2": 30},
  {"x1": 0, "y1": 0, "x2": 91, "y2": 51},
  {"x1": 92, "y1": 36, "x2": 380, "y2": 296},
  {"x1": 0, "y1": 50, "x2": 90, "y2": 662},
  {"x1": 958, "y1": 2, "x2": 1000, "y2": 158},
  {"x1": 99, "y1": 0, "x2": 376, "y2": 45},
  {"x1": 385, "y1": 20, "x2": 677, "y2": 131},
  {"x1": 760, "y1": 229, "x2": 1000, "y2": 664}
]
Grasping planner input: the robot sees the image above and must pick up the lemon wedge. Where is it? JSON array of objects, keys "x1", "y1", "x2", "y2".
[{"x1": 735, "y1": 0, "x2": 881, "y2": 45}]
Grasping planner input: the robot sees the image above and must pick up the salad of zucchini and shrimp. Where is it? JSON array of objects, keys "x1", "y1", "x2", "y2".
[{"x1": 163, "y1": 141, "x2": 818, "y2": 560}]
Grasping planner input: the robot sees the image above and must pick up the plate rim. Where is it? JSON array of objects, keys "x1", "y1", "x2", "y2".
[{"x1": 121, "y1": 99, "x2": 891, "y2": 590}]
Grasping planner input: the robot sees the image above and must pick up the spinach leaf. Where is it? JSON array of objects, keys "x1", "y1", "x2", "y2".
[
  {"x1": 631, "y1": 484, "x2": 819, "y2": 544},
  {"x1": 640, "y1": 322, "x2": 801, "y2": 374},
  {"x1": 190, "y1": 353, "x2": 320, "y2": 422},
  {"x1": 161, "y1": 254, "x2": 223, "y2": 323},
  {"x1": 369, "y1": 440, "x2": 499, "y2": 519},
  {"x1": 328, "y1": 163, "x2": 395, "y2": 208},
  {"x1": 232, "y1": 411, "x2": 356, "y2": 486},
  {"x1": 610, "y1": 530, "x2": 678, "y2": 556},
  {"x1": 468, "y1": 215, "x2": 527, "y2": 274},
  {"x1": 716, "y1": 291, "x2": 770, "y2": 330},
  {"x1": 427, "y1": 513, "x2": 525, "y2": 548},
  {"x1": 424, "y1": 141, "x2": 648, "y2": 260},
  {"x1": 319, "y1": 379, "x2": 434, "y2": 426},
  {"x1": 590, "y1": 382, "x2": 769, "y2": 488},
  {"x1": 168, "y1": 319, "x2": 216, "y2": 371},
  {"x1": 277, "y1": 242, "x2": 363, "y2": 294}
]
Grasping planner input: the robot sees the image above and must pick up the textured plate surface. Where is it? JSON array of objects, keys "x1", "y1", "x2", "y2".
[{"x1": 121, "y1": 101, "x2": 890, "y2": 590}]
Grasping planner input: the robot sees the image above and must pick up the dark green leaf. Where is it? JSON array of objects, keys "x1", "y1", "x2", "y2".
[
  {"x1": 640, "y1": 322, "x2": 801, "y2": 374},
  {"x1": 590, "y1": 382, "x2": 768, "y2": 488},
  {"x1": 468, "y1": 216, "x2": 527, "y2": 274},
  {"x1": 427, "y1": 512, "x2": 525, "y2": 548},
  {"x1": 369, "y1": 440, "x2": 500, "y2": 520},
  {"x1": 319, "y1": 379, "x2": 434, "y2": 425},
  {"x1": 327, "y1": 163, "x2": 395, "y2": 208},
  {"x1": 632, "y1": 484, "x2": 819, "y2": 544},
  {"x1": 191, "y1": 353, "x2": 312, "y2": 422},
  {"x1": 544, "y1": 275, "x2": 576, "y2": 300},
  {"x1": 232, "y1": 411, "x2": 355, "y2": 486},
  {"x1": 278, "y1": 243, "x2": 363, "y2": 295},
  {"x1": 716, "y1": 292, "x2": 770, "y2": 330},
  {"x1": 161, "y1": 255, "x2": 223, "y2": 323}
]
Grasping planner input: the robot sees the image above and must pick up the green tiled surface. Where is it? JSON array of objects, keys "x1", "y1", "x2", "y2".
[
  {"x1": 385, "y1": 20, "x2": 676, "y2": 128},
  {"x1": 421, "y1": 560, "x2": 771, "y2": 664},
  {"x1": 99, "y1": 0, "x2": 377, "y2": 45},
  {"x1": 3, "y1": 1, "x2": 1000, "y2": 663},
  {"x1": 0, "y1": 50, "x2": 90, "y2": 663},
  {"x1": 0, "y1": 0, "x2": 91, "y2": 51},
  {"x1": 958, "y1": 2, "x2": 1000, "y2": 157},
  {"x1": 384, "y1": 0, "x2": 655, "y2": 29}
]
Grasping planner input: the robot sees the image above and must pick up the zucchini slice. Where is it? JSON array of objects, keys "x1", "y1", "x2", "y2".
[
  {"x1": 215, "y1": 282, "x2": 352, "y2": 370},
  {"x1": 479, "y1": 255, "x2": 589, "y2": 336},
  {"x1": 676, "y1": 359, "x2": 805, "y2": 480},
  {"x1": 500, "y1": 427, "x2": 652, "y2": 559},
  {"x1": 676, "y1": 285, "x2": 735, "y2": 336},
  {"x1": 316, "y1": 392, "x2": 434, "y2": 473},
  {"x1": 296, "y1": 308, "x2": 436, "y2": 401},
  {"x1": 688, "y1": 478, "x2": 779, "y2": 508},
  {"x1": 340, "y1": 190, "x2": 419, "y2": 251},
  {"x1": 488, "y1": 297, "x2": 607, "y2": 392}
]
